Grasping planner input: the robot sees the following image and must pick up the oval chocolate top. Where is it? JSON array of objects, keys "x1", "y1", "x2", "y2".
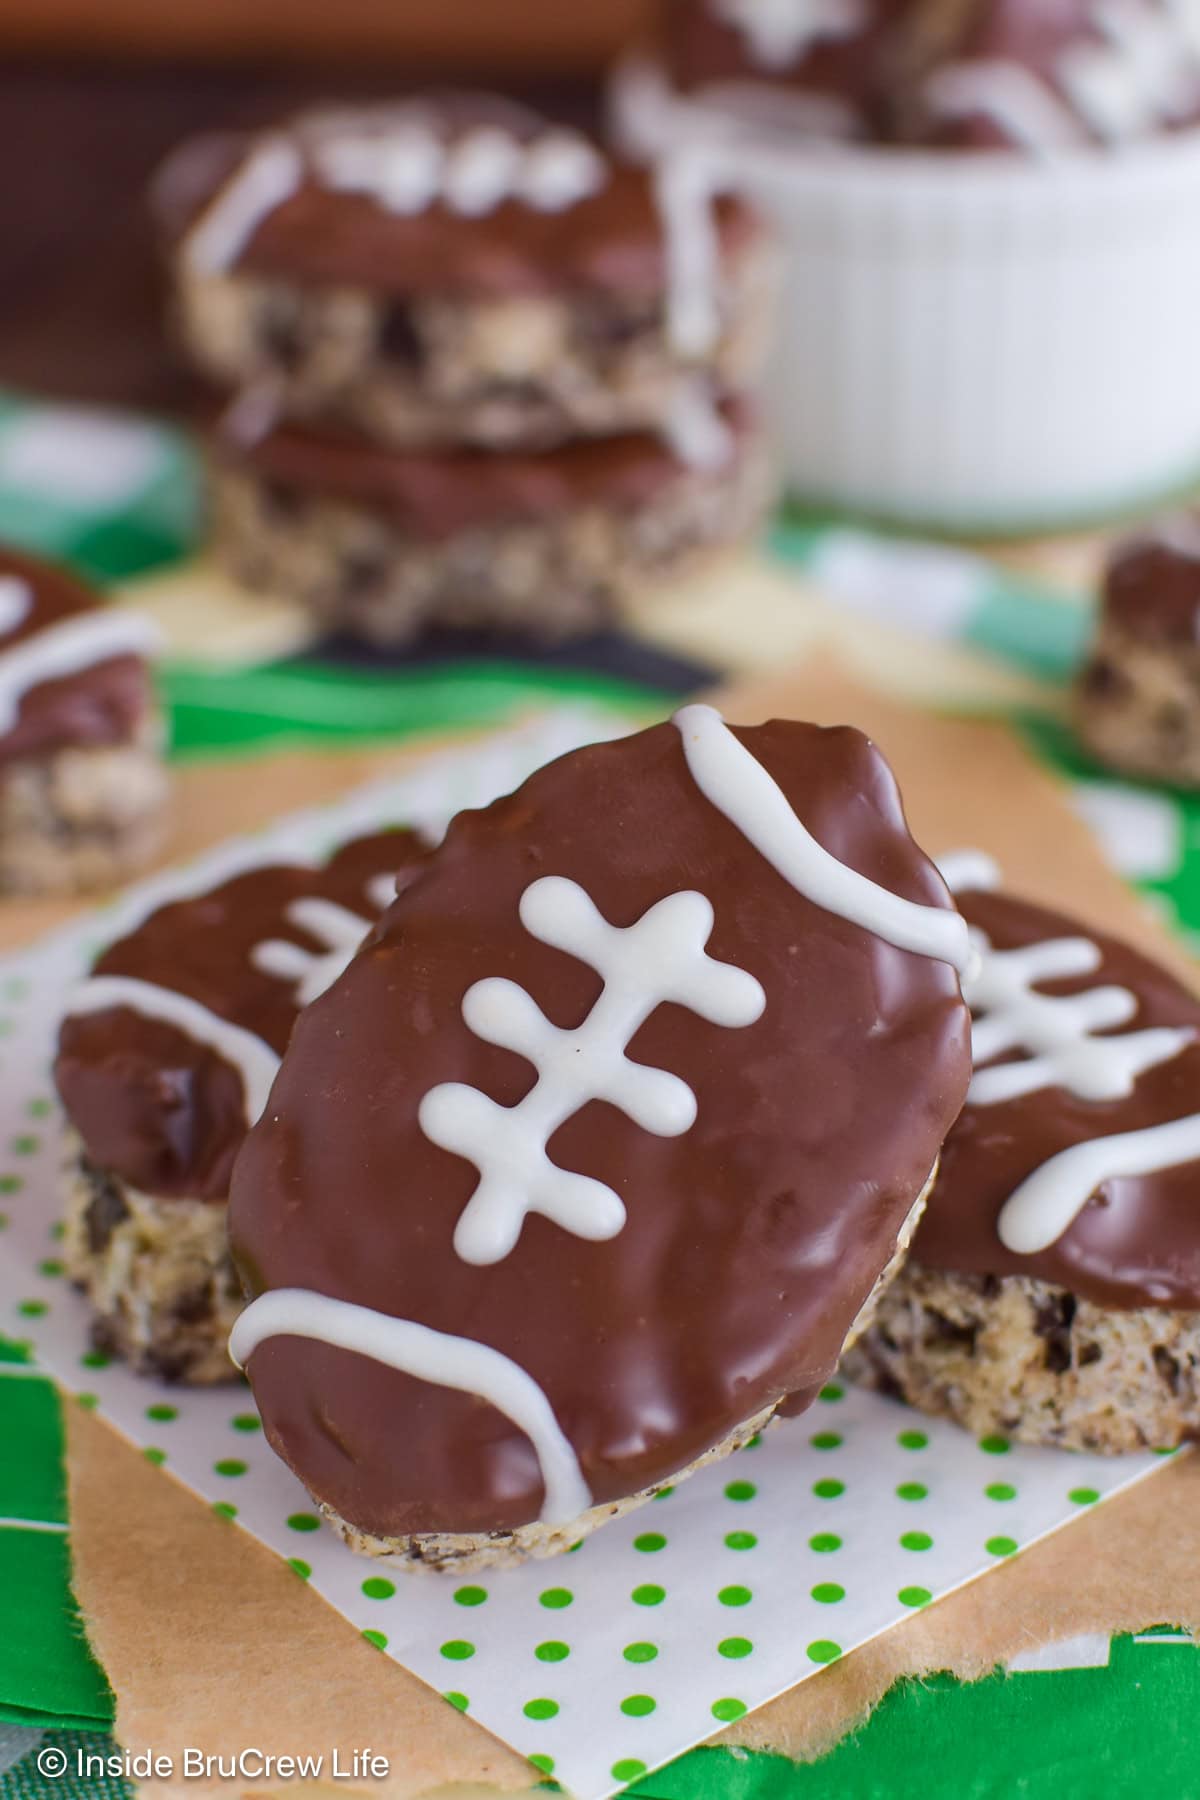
[
  {"x1": 0, "y1": 546, "x2": 156, "y2": 765},
  {"x1": 228, "y1": 713, "x2": 971, "y2": 1538},
  {"x1": 1101, "y1": 518, "x2": 1200, "y2": 648},
  {"x1": 166, "y1": 97, "x2": 760, "y2": 300},
  {"x1": 55, "y1": 828, "x2": 429, "y2": 1202},
  {"x1": 916, "y1": 878, "x2": 1200, "y2": 1309},
  {"x1": 216, "y1": 400, "x2": 751, "y2": 539}
]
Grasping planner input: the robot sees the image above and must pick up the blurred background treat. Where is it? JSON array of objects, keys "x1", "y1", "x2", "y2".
[
  {"x1": 156, "y1": 96, "x2": 775, "y2": 641},
  {"x1": 615, "y1": 0, "x2": 1200, "y2": 532}
]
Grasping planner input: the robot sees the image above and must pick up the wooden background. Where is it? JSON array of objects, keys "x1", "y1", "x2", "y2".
[{"x1": 0, "y1": 0, "x2": 652, "y2": 67}]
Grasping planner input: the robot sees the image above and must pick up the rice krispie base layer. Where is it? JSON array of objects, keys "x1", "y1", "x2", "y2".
[
  {"x1": 61, "y1": 1136, "x2": 240, "y2": 1386},
  {"x1": 1076, "y1": 623, "x2": 1200, "y2": 789},
  {"x1": 845, "y1": 1261, "x2": 1200, "y2": 1454},
  {"x1": 211, "y1": 433, "x2": 773, "y2": 645},
  {"x1": 0, "y1": 730, "x2": 169, "y2": 896},
  {"x1": 177, "y1": 236, "x2": 775, "y2": 453}
]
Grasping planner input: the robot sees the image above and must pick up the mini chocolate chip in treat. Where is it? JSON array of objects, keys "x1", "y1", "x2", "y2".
[
  {"x1": 145, "y1": 1346, "x2": 199, "y2": 1383},
  {"x1": 925, "y1": 1309, "x2": 979, "y2": 1353},
  {"x1": 1154, "y1": 1345, "x2": 1182, "y2": 1395},
  {"x1": 259, "y1": 296, "x2": 307, "y2": 373},
  {"x1": 1080, "y1": 658, "x2": 1128, "y2": 700},
  {"x1": 1034, "y1": 1292, "x2": 1076, "y2": 1376},
  {"x1": 228, "y1": 707, "x2": 971, "y2": 1560},
  {"x1": 83, "y1": 1165, "x2": 131, "y2": 1255},
  {"x1": 378, "y1": 301, "x2": 424, "y2": 368},
  {"x1": 169, "y1": 1284, "x2": 216, "y2": 1328},
  {"x1": 340, "y1": 551, "x2": 389, "y2": 600},
  {"x1": 263, "y1": 480, "x2": 303, "y2": 521}
]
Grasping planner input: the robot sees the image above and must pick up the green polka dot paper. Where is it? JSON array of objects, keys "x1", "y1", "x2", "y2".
[{"x1": 0, "y1": 708, "x2": 1169, "y2": 1800}]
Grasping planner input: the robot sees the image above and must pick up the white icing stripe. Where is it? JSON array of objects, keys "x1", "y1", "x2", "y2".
[
  {"x1": 963, "y1": 931, "x2": 1196, "y2": 1105},
  {"x1": 228, "y1": 1288, "x2": 591, "y2": 1526},
  {"x1": 937, "y1": 849, "x2": 1002, "y2": 896},
  {"x1": 710, "y1": 0, "x2": 866, "y2": 70},
  {"x1": 663, "y1": 380, "x2": 734, "y2": 472},
  {"x1": 937, "y1": 847, "x2": 1200, "y2": 1251},
  {"x1": 184, "y1": 136, "x2": 304, "y2": 275},
  {"x1": 0, "y1": 576, "x2": 31, "y2": 637},
  {"x1": 421, "y1": 878, "x2": 764, "y2": 1266},
  {"x1": 673, "y1": 704, "x2": 973, "y2": 974},
  {"x1": 365, "y1": 871, "x2": 398, "y2": 911},
  {"x1": 0, "y1": 611, "x2": 161, "y2": 735},
  {"x1": 925, "y1": 61, "x2": 1091, "y2": 152},
  {"x1": 655, "y1": 151, "x2": 724, "y2": 359},
  {"x1": 252, "y1": 897, "x2": 375, "y2": 1007},
  {"x1": 315, "y1": 121, "x2": 605, "y2": 219},
  {"x1": 998, "y1": 1111, "x2": 1200, "y2": 1253},
  {"x1": 66, "y1": 977, "x2": 279, "y2": 1123},
  {"x1": 1060, "y1": 0, "x2": 1200, "y2": 143}
]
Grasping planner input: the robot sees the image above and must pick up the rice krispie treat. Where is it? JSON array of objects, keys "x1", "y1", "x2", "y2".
[
  {"x1": 847, "y1": 851, "x2": 1200, "y2": 1452},
  {"x1": 0, "y1": 547, "x2": 167, "y2": 895},
  {"x1": 54, "y1": 827, "x2": 428, "y2": 1382},
  {"x1": 228, "y1": 705, "x2": 973, "y2": 1568},
  {"x1": 210, "y1": 397, "x2": 771, "y2": 644},
  {"x1": 157, "y1": 97, "x2": 774, "y2": 453},
  {"x1": 1075, "y1": 513, "x2": 1200, "y2": 787}
]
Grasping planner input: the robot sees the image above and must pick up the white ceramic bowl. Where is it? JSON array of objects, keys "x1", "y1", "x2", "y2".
[{"x1": 614, "y1": 58, "x2": 1200, "y2": 534}]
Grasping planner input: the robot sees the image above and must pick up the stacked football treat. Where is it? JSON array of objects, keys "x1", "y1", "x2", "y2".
[{"x1": 155, "y1": 96, "x2": 777, "y2": 644}]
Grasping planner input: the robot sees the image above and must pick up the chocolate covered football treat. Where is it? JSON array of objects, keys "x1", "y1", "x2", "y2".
[
  {"x1": 847, "y1": 852, "x2": 1200, "y2": 1452},
  {"x1": 893, "y1": 0, "x2": 1200, "y2": 152},
  {"x1": 210, "y1": 397, "x2": 771, "y2": 644},
  {"x1": 228, "y1": 705, "x2": 973, "y2": 1568},
  {"x1": 55, "y1": 827, "x2": 428, "y2": 1382},
  {"x1": 0, "y1": 547, "x2": 167, "y2": 895},
  {"x1": 1075, "y1": 514, "x2": 1200, "y2": 788},
  {"x1": 158, "y1": 98, "x2": 773, "y2": 452}
]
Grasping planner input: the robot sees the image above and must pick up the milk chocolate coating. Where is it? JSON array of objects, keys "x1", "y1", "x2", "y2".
[
  {"x1": 55, "y1": 829, "x2": 428, "y2": 1202},
  {"x1": 216, "y1": 400, "x2": 752, "y2": 539},
  {"x1": 916, "y1": 887, "x2": 1200, "y2": 1309},
  {"x1": 0, "y1": 547, "x2": 153, "y2": 765},
  {"x1": 1101, "y1": 526, "x2": 1200, "y2": 647},
  {"x1": 169, "y1": 103, "x2": 759, "y2": 300},
  {"x1": 228, "y1": 718, "x2": 971, "y2": 1537}
]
